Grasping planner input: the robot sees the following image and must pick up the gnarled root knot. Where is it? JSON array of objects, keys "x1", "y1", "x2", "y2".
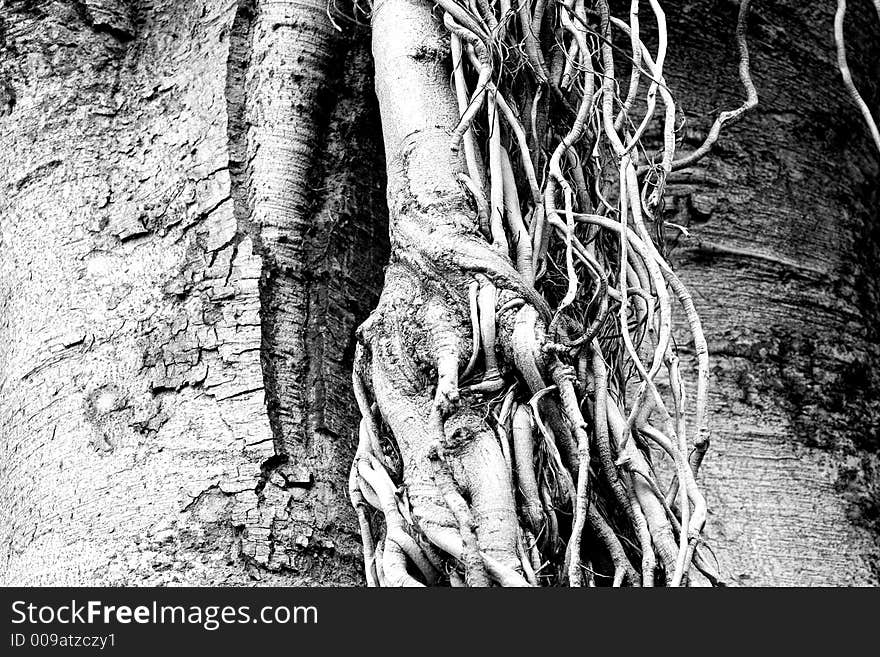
[{"x1": 348, "y1": 254, "x2": 713, "y2": 586}]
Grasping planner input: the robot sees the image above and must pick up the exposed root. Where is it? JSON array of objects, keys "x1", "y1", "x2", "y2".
[
  {"x1": 512, "y1": 403, "x2": 544, "y2": 534},
  {"x1": 429, "y1": 446, "x2": 491, "y2": 586},
  {"x1": 353, "y1": 0, "x2": 758, "y2": 586}
]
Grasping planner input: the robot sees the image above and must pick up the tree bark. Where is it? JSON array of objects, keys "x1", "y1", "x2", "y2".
[
  {"x1": 0, "y1": 0, "x2": 386, "y2": 585},
  {"x1": 1, "y1": 0, "x2": 878, "y2": 586},
  {"x1": 659, "y1": 0, "x2": 880, "y2": 585}
]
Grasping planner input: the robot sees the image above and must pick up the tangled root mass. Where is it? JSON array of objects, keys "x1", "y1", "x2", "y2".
[{"x1": 349, "y1": 0, "x2": 757, "y2": 586}]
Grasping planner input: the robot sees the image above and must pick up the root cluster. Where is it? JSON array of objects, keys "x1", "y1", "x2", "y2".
[{"x1": 349, "y1": 0, "x2": 756, "y2": 586}]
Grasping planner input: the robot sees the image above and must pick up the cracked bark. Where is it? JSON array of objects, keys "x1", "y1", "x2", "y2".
[
  {"x1": 0, "y1": 0, "x2": 385, "y2": 585},
  {"x1": 0, "y1": 0, "x2": 877, "y2": 586}
]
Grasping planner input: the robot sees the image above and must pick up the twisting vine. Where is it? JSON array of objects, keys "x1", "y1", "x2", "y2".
[
  {"x1": 834, "y1": 0, "x2": 880, "y2": 155},
  {"x1": 349, "y1": 0, "x2": 757, "y2": 586}
]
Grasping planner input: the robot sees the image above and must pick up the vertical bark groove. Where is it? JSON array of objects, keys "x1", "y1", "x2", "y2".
[{"x1": 224, "y1": 0, "x2": 388, "y2": 580}]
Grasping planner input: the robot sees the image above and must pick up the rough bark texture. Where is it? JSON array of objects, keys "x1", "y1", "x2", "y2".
[
  {"x1": 658, "y1": 0, "x2": 880, "y2": 584},
  {"x1": 0, "y1": 0, "x2": 878, "y2": 587},
  {"x1": 0, "y1": 0, "x2": 386, "y2": 585}
]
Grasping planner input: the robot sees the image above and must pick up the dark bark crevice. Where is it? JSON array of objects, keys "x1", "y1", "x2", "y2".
[
  {"x1": 225, "y1": 0, "x2": 274, "y2": 459},
  {"x1": 253, "y1": 22, "x2": 389, "y2": 461},
  {"x1": 219, "y1": 1, "x2": 388, "y2": 580},
  {"x1": 70, "y1": 0, "x2": 136, "y2": 42}
]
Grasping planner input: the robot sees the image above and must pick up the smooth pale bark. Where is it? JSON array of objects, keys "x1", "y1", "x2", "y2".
[{"x1": 0, "y1": 0, "x2": 385, "y2": 585}]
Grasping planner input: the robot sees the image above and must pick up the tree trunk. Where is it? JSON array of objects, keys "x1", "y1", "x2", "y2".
[
  {"x1": 0, "y1": 0, "x2": 386, "y2": 585},
  {"x1": 661, "y1": 0, "x2": 880, "y2": 585},
  {"x1": 1, "y1": 0, "x2": 877, "y2": 586}
]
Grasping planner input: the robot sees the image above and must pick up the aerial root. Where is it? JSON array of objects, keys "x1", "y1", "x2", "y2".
[
  {"x1": 512, "y1": 403, "x2": 544, "y2": 533},
  {"x1": 352, "y1": 0, "x2": 758, "y2": 586},
  {"x1": 834, "y1": 0, "x2": 880, "y2": 154},
  {"x1": 428, "y1": 447, "x2": 491, "y2": 586}
]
